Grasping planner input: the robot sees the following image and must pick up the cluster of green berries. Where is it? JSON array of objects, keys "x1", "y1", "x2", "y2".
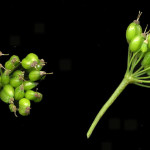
[
  {"x1": 126, "y1": 11, "x2": 150, "y2": 75},
  {"x1": 0, "y1": 52, "x2": 53, "y2": 117}
]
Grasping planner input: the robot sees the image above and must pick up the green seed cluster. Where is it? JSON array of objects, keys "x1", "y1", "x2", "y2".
[
  {"x1": 126, "y1": 11, "x2": 150, "y2": 76},
  {"x1": 87, "y1": 11, "x2": 150, "y2": 139},
  {"x1": 0, "y1": 52, "x2": 53, "y2": 117}
]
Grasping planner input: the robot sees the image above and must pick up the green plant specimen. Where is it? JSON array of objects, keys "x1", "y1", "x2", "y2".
[
  {"x1": 0, "y1": 52, "x2": 53, "y2": 117},
  {"x1": 87, "y1": 11, "x2": 150, "y2": 138}
]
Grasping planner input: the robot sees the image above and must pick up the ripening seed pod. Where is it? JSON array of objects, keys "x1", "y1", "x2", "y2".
[
  {"x1": 23, "y1": 80, "x2": 39, "y2": 91},
  {"x1": 34, "y1": 92, "x2": 43, "y2": 102},
  {"x1": 10, "y1": 76, "x2": 23, "y2": 88},
  {"x1": 26, "y1": 59, "x2": 46, "y2": 72},
  {"x1": 21, "y1": 53, "x2": 39, "y2": 70},
  {"x1": 126, "y1": 11, "x2": 142, "y2": 43},
  {"x1": 129, "y1": 23, "x2": 150, "y2": 52},
  {"x1": 12, "y1": 70, "x2": 24, "y2": 78},
  {"x1": 0, "y1": 84, "x2": 14, "y2": 103},
  {"x1": 18, "y1": 98, "x2": 31, "y2": 116},
  {"x1": 141, "y1": 51, "x2": 150, "y2": 67},
  {"x1": 141, "y1": 39, "x2": 148, "y2": 53},
  {"x1": 25, "y1": 90, "x2": 43, "y2": 102},
  {"x1": 25, "y1": 90, "x2": 36, "y2": 100},
  {"x1": 29, "y1": 70, "x2": 53, "y2": 81},
  {"x1": 1, "y1": 69, "x2": 11, "y2": 85},
  {"x1": 129, "y1": 34, "x2": 145, "y2": 52},
  {"x1": 14, "y1": 84, "x2": 25, "y2": 100},
  {"x1": 9, "y1": 55, "x2": 20, "y2": 66},
  {"x1": 5, "y1": 60, "x2": 15, "y2": 71}
]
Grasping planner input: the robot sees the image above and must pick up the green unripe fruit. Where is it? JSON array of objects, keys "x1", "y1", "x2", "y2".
[
  {"x1": 19, "y1": 98, "x2": 31, "y2": 116},
  {"x1": 141, "y1": 51, "x2": 150, "y2": 67},
  {"x1": 26, "y1": 59, "x2": 45, "y2": 72},
  {"x1": 29, "y1": 71, "x2": 53, "y2": 81},
  {"x1": 126, "y1": 22, "x2": 142, "y2": 43},
  {"x1": 141, "y1": 40, "x2": 148, "y2": 53},
  {"x1": 10, "y1": 76, "x2": 23, "y2": 88},
  {"x1": 14, "y1": 84, "x2": 25, "y2": 100},
  {"x1": 21, "y1": 53, "x2": 39, "y2": 69},
  {"x1": 0, "y1": 90, "x2": 13, "y2": 103},
  {"x1": 12, "y1": 70, "x2": 24, "y2": 78},
  {"x1": 3, "y1": 84, "x2": 14, "y2": 97},
  {"x1": 9, "y1": 55, "x2": 20, "y2": 66},
  {"x1": 27, "y1": 53, "x2": 39, "y2": 60},
  {"x1": 23, "y1": 80, "x2": 39, "y2": 91},
  {"x1": 29, "y1": 70, "x2": 43, "y2": 81},
  {"x1": 5, "y1": 55, "x2": 20, "y2": 71},
  {"x1": 34, "y1": 92, "x2": 43, "y2": 103},
  {"x1": 25, "y1": 90, "x2": 36, "y2": 100},
  {"x1": 21, "y1": 58, "x2": 31, "y2": 69},
  {"x1": 129, "y1": 34, "x2": 145, "y2": 52},
  {"x1": 136, "y1": 23, "x2": 143, "y2": 35},
  {"x1": 27, "y1": 64, "x2": 43, "y2": 72},
  {"x1": 1, "y1": 70, "x2": 10, "y2": 85},
  {"x1": 5, "y1": 60, "x2": 15, "y2": 71},
  {"x1": 25, "y1": 90, "x2": 43, "y2": 102},
  {"x1": 0, "y1": 84, "x2": 14, "y2": 103}
]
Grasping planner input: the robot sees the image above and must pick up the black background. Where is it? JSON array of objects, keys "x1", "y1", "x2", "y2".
[{"x1": 0, "y1": 1, "x2": 150, "y2": 149}]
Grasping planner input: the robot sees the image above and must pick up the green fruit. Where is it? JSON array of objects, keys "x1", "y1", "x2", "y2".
[
  {"x1": 19, "y1": 98, "x2": 31, "y2": 116},
  {"x1": 34, "y1": 92, "x2": 43, "y2": 102},
  {"x1": 29, "y1": 71, "x2": 52, "y2": 81},
  {"x1": 9, "y1": 55, "x2": 20, "y2": 66},
  {"x1": 10, "y1": 76, "x2": 23, "y2": 88},
  {"x1": 27, "y1": 53, "x2": 39, "y2": 60},
  {"x1": 21, "y1": 53, "x2": 39, "y2": 69},
  {"x1": 25, "y1": 90, "x2": 36, "y2": 100},
  {"x1": 27, "y1": 64, "x2": 43, "y2": 72},
  {"x1": 1, "y1": 70, "x2": 10, "y2": 85},
  {"x1": 5, "y1": 55, "x2": 20, "y2": 71},
  {"x1": 14, "y1": 84, "x2": 25, "y2": 100},
  {"x1": 5, "y1": 60, "x2": 15, "y2": 71},
  {"x1": 12, "y1": 70, "x2": 24, "y2": 78},
  {"x1": 141, "y1": 51, "x2": 150, "y2": 67},
  {"x1": 0, "y1": 84, "x2": 14, "y2": 103},
  {"x1": 25, "y1": 90, "x2": 43, "y2": 102},
  {"x1": 129, "y1": 34, "x2": 145, "y2": 52},
  {"x1": 23, "y1": 80, "x2": 38, "y2": 90},
  {"x1": 126, "y1": 22, "x2": 142, "y2": 43},
  {"x1": 136, "y1": 23, "x2": 143, "y2": 35},
  {"x1": 29, "y1": 70, "x2": 42, "y2": 81},
  {"x1": 26, "y1": 59, "x2": 45, "y2": 72},
  {"x1": 141, "y1": 40, "x2": 148, "y2": 53},
  {"x1": 21, "y1": 59, "x2": 31, "y2": 69}
]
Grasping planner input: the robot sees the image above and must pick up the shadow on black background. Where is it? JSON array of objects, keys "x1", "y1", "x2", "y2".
[{"x1": 0, "y1": 1, "x2": 149, "y2": 149}]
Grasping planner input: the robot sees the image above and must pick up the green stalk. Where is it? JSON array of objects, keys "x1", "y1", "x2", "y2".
[{"x1": 87, "y1": 74, "x2": 131, "y2": 138}]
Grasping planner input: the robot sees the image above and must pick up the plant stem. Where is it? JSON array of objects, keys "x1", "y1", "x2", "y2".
[{"x1": 87, "y1": 75, "x2": 130, "y2": 139}]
